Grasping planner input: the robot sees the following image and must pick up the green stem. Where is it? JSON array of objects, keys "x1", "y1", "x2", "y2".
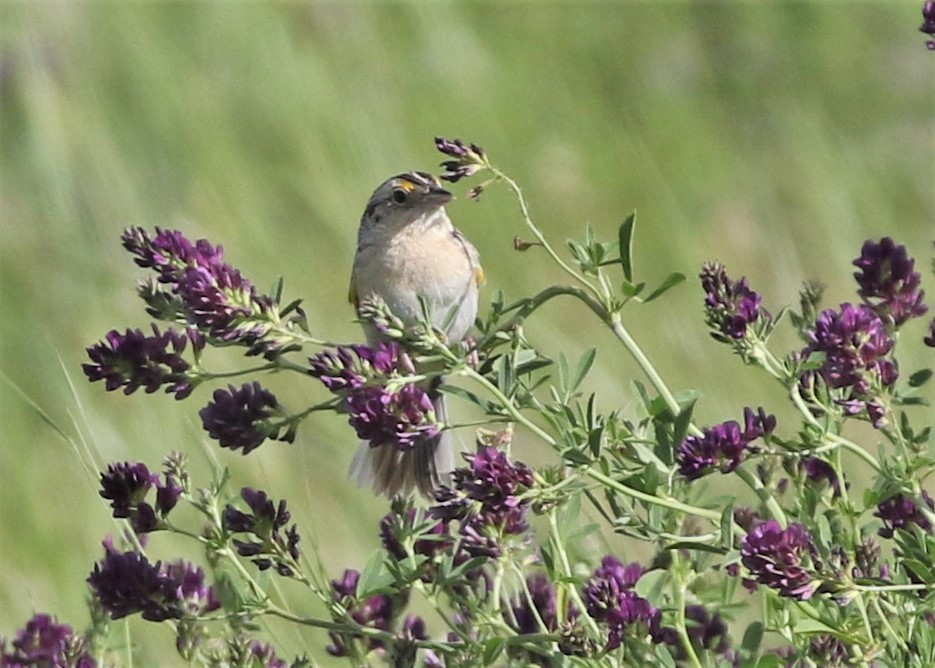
[
  {"x1": 547, "y1": 511, "x2": 601, "y2": 636},
  {"x1": 457, "y1": 367, "x2": 557, "y2": 446},
  {"x1": 609, "y1": 313, "x2": 689, "y2": 429},
  {"x1": 587, "y1": 468, "x2": 722, "y2": 523},
  {"x1": 789, "y1": 386, "x2": 882, "y2": 472},
  {"x1": 734, "y1": 465, "x2": 788, "y2": 526},
  {"x1": 871, "y1": 597, "x2": 908, "y2": 651},
  {"x1": 491, "y1": 168, "x2": 603, "y2": 302},
  {"x1": 671, "y1": 553, "x2": 703, "y2": 668}
]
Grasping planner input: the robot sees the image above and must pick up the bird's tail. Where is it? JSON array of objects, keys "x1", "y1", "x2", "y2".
[{"x1": 348, "y1": 390, "x2": 456, "y2": 498}]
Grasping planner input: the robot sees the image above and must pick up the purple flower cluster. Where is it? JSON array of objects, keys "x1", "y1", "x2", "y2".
[
  {"x1": 442, "y1": 447, "x2": 535, "y2": 558},
  {"x1": 87, "y1": 543, "x2": 220, "y2": 621},
  {"x1": 700, "y1": 262, "x2": 770, "y2": 341},
  {"x1": 508, "y1": 574, "x2": 559, "y2": 635},
  {"x1": 677, "y1": 407, "x2": 775, "y2": 480},
  {"x1": 434, "y1": 137, "x2": 488, "y2": 182},
  {"x1": 802, "y1": 303, "x2": 897, "y2": 427},
  {"x1": 582, "y1": 556, "x2": 660, "y2": 649},
  {"x1": 740, "y1": 521, "x2": 820, "y2": 600},
  {"x1": 852, "y1": 237, "x2": 927, "y2": 327},
  {"x1": 83, "y1": 325, "x2": 204, "y2": 399},
  {"x1": 310, "y1": 343, "x2": 442, "y2": 452},
  {"x1": 121, "y1": 227, "x2": 284, "y2": 357},
  {"x1": 922, "y1": 1, "x2": 935, "y2": 50},
  {"x1": 326, "y1": 569, "x2": 397, "y2": 657},
  {"x1": 248, "y1": 642, "x2": 289, "y2": 668},
  {"x1": 99, "y1": 461, "x2": 181, "y2": 534},
  {"x1": 199, "y1": 382, "x2": 289, "y2": 454},
  {"x1": 0, "y1": 614, "x2": 95, "y2": 668},
  {"x1": 800, "y1": 457, "x2": 842, "y2": 498},
  {"x1": 657, "y1": 605, "x2": 731, "y2": 663},
  {"x1": 875, "y1": 492, "x2": 934, "y2": 539},
  {"x1": 223, "y1": 488, "x2": 301, "y2": 576}
]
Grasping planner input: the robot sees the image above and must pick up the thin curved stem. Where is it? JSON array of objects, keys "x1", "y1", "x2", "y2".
[{"x1": 586, "y1": 468, "x2": 722, "y2": 523}]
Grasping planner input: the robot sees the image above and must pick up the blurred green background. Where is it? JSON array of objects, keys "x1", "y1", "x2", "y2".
[{"x1": 1, "y1": 2, "x2": 932, "y2": 664}]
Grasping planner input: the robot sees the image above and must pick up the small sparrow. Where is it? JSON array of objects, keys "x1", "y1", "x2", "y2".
[{"x1": 348, "y1": 171, "x2": 483, "y2": 497}]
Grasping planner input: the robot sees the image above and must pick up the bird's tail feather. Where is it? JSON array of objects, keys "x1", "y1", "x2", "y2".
[{"x1": 348, "y1": 391, "x2": 456, "y2": 498}]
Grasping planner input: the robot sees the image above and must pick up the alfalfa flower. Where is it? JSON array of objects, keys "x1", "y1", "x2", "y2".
[
  {"x1": 677, "y1": 407, "x2": 775, "y2": 480},
  {"x1": 700, "y1": 262, "x2": 770, "y2": 342},
  {"x1": 921, "y1": 1, "x2": 935, "y2": 50},
  {"x1": 199, "y1": 382, "x2": 294, "y2": 454},
  {"x1": 875, "y1": 492, "x2": 935, "y2": 539},
  {"x1": 120, "y1": 227, "x2": 297, "y2": 358},
  {"x1": 582, "y1": 557, "x2": 661, "y2": 649},
  {"x1": 740, "y1": 521, "x2": 821, "y2": 600},
  {"x1": 852, "y1": 237, "x2": 927, "y2": 327},
  {"x1": 83, "y1": 325, "x2": 204, "y2": 399},
  {"x1": 325, "y1": 569, "x2": 398, "y2": 657},
  {"x1": 0, "y1": 614, "x2": 95, "y2": 668},
  {"x1": 434, "y1": 136, "x2": 488, "y2": 182},
  {"x1": 98, "y1": 461, "x2": 181, "y2": 534},
  {"x1": 801, "y1": 302, "x2": 897, "y2": 427},
  {"x1": 223, "y1": 487, "x2": 301, "y2": 576},
  {"x1": 87, "y1": 543, "x2": 219, "y2": 622}
]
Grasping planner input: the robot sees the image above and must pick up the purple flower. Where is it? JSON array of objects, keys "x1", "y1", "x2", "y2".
[
  {"x1": 311, "y1": 342, "x2": 437, "y2": 452},
  {"x1": 875, "y1": 492, "x2": 934, "y2": 538},
  {"x1": 700, "y1": 262, "x2": 770, "y2": 341},
  {"x1": 309, "y1": 342, "x2": 412, "y2": 393},
  {"x1": 347, "y1": 384, "x2": 442, "y2": 452},
  {"x1": 658, "y1": 605, "x2": 730, "y2": 662},
  {"x1": 0, "y1": 614, "x2": 95, "y2": 668},
  {"x1": 454, "y1": 446, "x2": 534, "y2": 514},
  {"x1": 199, "y1": 382, "x2": 288, "y2": 454},
  {"x1": 800, "y1": 457, "x2": 842, "y2": 498},
  {"x1": 326, "y1": 569, "x2": 397, "y2": 657},
  {"x1": 249, "y1": 642, "x2": 288, "y2": 668},
  {"x1": 508, "y1": 574, "x2": 558, "y2": 634},
  {"x1": 852, "y1": 237, "x2": 927, "y2": 327},
  {"x1": 434, "y1": 136, "x2": 488, "y2": 182},
  {"x1": 925, "y1": 316, "x2": 935, "y2": 348},
  {"x1": 87, "y1": 544, "x2": 219, "y2": 621},
  {"x1": 223, "y1": 488, "x2": 301, "y2": 575},
  {"x1": 740, "y1": 521, "x2": 820, "y2": 600},
  {"x1": 449, "y1": 446, "x2": 535, "y2": 543},
  {"x1": 802, "y1": 303, "x2": 897, "y2": 427},
  {"x1": 922, "y1": 1, "x2": 935, "y2": 50},
  {"x1": 677, "y1": 407, "x2": 774, "y2": 480},
  {"x1": 98, "y1": 461, "x2": 180, "y2": 533},
  {"x1": 83, "y1": 325, "x2": 202, "y2": 399},
  {"x1": 583, "y1": 557, "x2": 660, "y2": 649},
  {"x1": 122, "y1": 226, "x2": 225, "y2": 281},
  {"x1": 121, "y1": 227, "x2": 291, "y2": 357}
]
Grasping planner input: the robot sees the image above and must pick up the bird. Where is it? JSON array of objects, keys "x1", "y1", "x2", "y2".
[{"x1": 347, "y1": 170, "x2": 484, "y2": 498}]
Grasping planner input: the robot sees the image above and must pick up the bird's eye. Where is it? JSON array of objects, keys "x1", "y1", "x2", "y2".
[{"x1": 391, "y1": 189, "x2": 408, "y2": 204}]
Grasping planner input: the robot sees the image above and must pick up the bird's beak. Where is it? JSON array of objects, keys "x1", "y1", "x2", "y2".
[{"x1": 424, "y1": 185, "x2": 454, "y2": 205}]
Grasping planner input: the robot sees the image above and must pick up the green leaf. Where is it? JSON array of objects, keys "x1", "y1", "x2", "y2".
[
  {"x1": 791, "y1": 618, "x2": 837, "y2": 636},
  {"x1": 909, "y1": 369, "x2": 933, "y2": 388},
  {"x1": 664, "y1": 541, "x2": 728, "y2": 554},
  {"x1": 563, "y1": 448, "x2": 592, "y2": 465},
  {"x1": 643, "y1": 272, "x2": 686, "y2": 303},
  {"x1": 740, "y1": 621, "x2": 764, "y2": 655},
  {"x1": 482, "y1": 638, "x2": 504, "y2": 664},
  {"x1": 621, "y1": 280, "x2": 646, "y2": 298},
  {"x1": 440, "y1": 385, "x2": 501, "y2": 415},
  {"x1": 356, "y1": 550, "x2": 392, "y2": 597},
  {"x1": 619, "y1": 212, "x2": 636, "y2": 282},
  {"x1": 570, "y1": 348, "x2": 597, "y2": 393}
]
